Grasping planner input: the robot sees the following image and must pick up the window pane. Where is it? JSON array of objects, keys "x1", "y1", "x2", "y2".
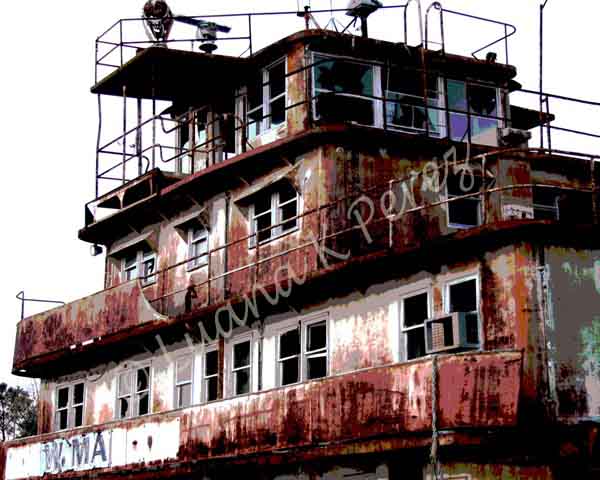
[
  {"x1": 447, "y1": 173, "x2": 482, "y2": 197},
  {"x1": 57, "y1": 410, "x2": 68, "y2": 430},
  {"x1": 57, "y1": 387, "x2": 69, "y2": 409},
  {"x1": 403, "y1": 293, "x2": 429, "y2": 328},
  {"x1": 307, "y1": 356, "x2": 327, "y2": 380},
  {"x1": 73, "y1": 383, "x2": 85, "y2": 405},
  {"x1": 118, "y1": 373, "x2": 131, "y2": 396},
  {"x1": 248, "y1": 78, "x2": 263, "y2": 110},
  {"x1": 279, "y1": 182, "x2": 297, "y2": 203},
  {"x1": 281, "y1": 357, "x2": 300, "y2": 386},
  {"x1": 74, "y1": 405, "x2": 84, "y2": 427},
  {"x1": 137, "y1": 367, "x2": 150, "y2": 392},
  {"x1": 119, "y1": 398, "x2": 130, "y2": 419},
  {"x1": 280, "y1": 328, "x2": 300, "y2": 359},
  {"x1": 471, "y1": 116, "x2": 499, "y2": 138},
  {"x1": 448, "y1": 198, "x2": 480, "y2": 227},
  {"x1": 248, "y1": 108, "x2": 263, "y2": 138},
  {"x1": 314, "y1": 57, "x2": 373, "y2": 96},
  {"x1": 235, "y1": 369, "x2": 250, "y2": 395},
  {"x1": 406, "y1": 328, "x2": 426, "y2": 360},
  {"x1": 468, "y1": 84, "x2": 497, "y2": 117},
  {"x1": 270, "y1": 96, "x2": 286, "y2": 127},
  {"x1": 256, "y1": 213, "x2": 273, "y2": 243},
  {"x1": 234, "y1": 341, "x2": 251, "y2": 369},
  {"x1": 280, "y1": 200, "x2": 298, "y2": 232},
  {"x1": 269, "y1": 61, "x2": 286, "y2": 98},
  {"x1": 176, "y1": 357, "x2": 193, "y2": 384},
  {"x1": 206, "y1": 377, "x2": 218, "y2": 401},
  {"x1": 465, "y1": 312, "x2": 480, "y2": 344},
  {"x1": 205, "y1": 350, "x2": 218, "y2": 376},
  {"x1": 450, "y1": 113, "x2": 468, "y2": 142},
  {"x1": 178, "y1": 383, "x2": 192, "y2": 408},
  {"x1": 254, "y1": 191, "x2": 272, "y2": 216},
  {"x1": 142, "y1": 256, "x2": 155, "y2": 279},
  {"x1": 447, "y1": 80, "x2": 467, "y2": 112},
  {"x1": 138, "y1": 392, "x2": 149, "y2": 416},
  {"x1": 449, "y1": 279, "x2": 477, "y2": 313},
  {"x1": 307, "y1": 322, "x2": 327, "y2": 352}
]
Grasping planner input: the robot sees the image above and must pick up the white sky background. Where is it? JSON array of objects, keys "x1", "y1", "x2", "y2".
[{"x1": 0, "y1": 0, "x2": 598, "y2": 388}]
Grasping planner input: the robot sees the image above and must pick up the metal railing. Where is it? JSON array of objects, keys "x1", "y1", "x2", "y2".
[
  {"x1": 132, "y1": 146, "x2": 599, "y2": 319},
  {"x1": 15, "y1": 291, "x2": 65, "y2": 321}
]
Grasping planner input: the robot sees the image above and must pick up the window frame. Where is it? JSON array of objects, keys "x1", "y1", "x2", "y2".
[
  {"x1": 202, "y1": 344, "x2": 220, "y2": 403},
  {"x1": 120, "y1": 248, "x2": 157, "y2": 286},
  {"x1": 186, "y1": 223, "x2": 209, "y2": 271},
  {"x1": 445, "y1": 78, "x2": 503, "y2": 143},
  {"x1": 311, "y1": 52, "x2": 383, "y2": 128},
  {"x1": 54, "y1": 381, "x2": 86, "y2": 432},
  {"x1": 174, "y1": 354, "x2": 194, "y2": 409},
  {"x1": 444, "y1": 274, "x2": 482, "y2": 347},
  {"x1": 230, "y1": 335, "x2": 253, "y2": 397},
  {"x1": 276, "y1": 313, "x2": 330, "y2": 387},
  {"x1": 445, "y1": 170, "x2": 484, "y2": 230},
  {"x1": 247, "y1": 57, "x2": 288, "y2": 140},
  {"x1": 249, "y1": 183, "x2": 300, "y2": 247},
  {"x1": 400, "y1": 288, "x2": 432, "y2": 361},
  {"x1": 116, "y1": 364, "x2": 153, "y2": 420}
]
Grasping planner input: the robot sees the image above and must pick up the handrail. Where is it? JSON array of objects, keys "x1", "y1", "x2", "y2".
[{"x1": 16, "y1": 291, "x2": 65, "y2": 322}]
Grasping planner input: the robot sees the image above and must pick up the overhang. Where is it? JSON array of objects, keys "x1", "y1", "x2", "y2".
[{"x1": 91, "y1": 47, "x2": 249, "y2": 102}]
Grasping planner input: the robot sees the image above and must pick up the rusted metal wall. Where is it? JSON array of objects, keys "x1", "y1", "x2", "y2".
[
  {"x1": 5, "y1": 352, "x2": 521, "y2": 480},
  {"x1": 545, "y1": 246, "x2": 600, "y2": 418},
  {"x1": 428, "y1": 462, "x2": 554, "y2": 480},
  {"x1": 13, "y1": 280, "x2": 166, "y2": 372}
]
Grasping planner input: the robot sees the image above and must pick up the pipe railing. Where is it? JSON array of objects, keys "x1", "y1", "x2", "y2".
[{"x1": 15, "y1": 291, "x2": 65, "y2": 322}]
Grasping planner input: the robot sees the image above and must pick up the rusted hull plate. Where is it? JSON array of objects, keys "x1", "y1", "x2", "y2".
[
  {"x1": 3, "y1": 352, "x2": 521, "y2": 480},
  {"x1": 13, "y1": 280, "x2": 165, "y2": 370}
]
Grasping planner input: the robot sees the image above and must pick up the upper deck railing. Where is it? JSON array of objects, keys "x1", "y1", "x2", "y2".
[{"x1": 94, "y1": 2, "x2": 516, "y2": 83}]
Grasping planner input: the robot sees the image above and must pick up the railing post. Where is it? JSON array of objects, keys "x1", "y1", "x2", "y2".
[
  {"x1": 119, "y1": 20, "x2": 124, "y2": 68},
  {"x1": 122, "y1": 85, "x2": 127, "y2": 185}
]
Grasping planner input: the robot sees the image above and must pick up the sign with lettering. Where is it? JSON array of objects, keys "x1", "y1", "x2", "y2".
[
  {"x1": 4, "y1": 418, "x2": 181, "y2": 480},
  {"x1": 41, "y1": 431, "x2": 111, "y2": 474}
]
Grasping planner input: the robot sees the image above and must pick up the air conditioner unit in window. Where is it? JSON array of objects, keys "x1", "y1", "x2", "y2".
[{"x1": 425, "y1": 312, "x2": 480, "y2": 354}]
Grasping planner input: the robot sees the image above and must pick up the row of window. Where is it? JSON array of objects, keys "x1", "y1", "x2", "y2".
[
  {"x1": 55, "y1": 276, "x2": 479, "y2": 431},
  {"x1": 117, "y1": 183, "x2": 300, "y2": 285}
]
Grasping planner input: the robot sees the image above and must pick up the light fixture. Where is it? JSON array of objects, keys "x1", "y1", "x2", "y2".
[
  {"x1": 90, "y1": 244, "x2": 103, "y2": 256},
  {"x1": 142, "y1": 0, "x2": 174, "y2": 45},
  {"x1": 345, "y1": 0, "x2": 383, "y2": 37},
  {"x1": 486, "y1": 51, "x2": 498, "y2": 63}
]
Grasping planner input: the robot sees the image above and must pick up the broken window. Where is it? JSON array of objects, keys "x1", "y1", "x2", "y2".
[
  {"x1": 55, "y1": 382, "x2": 85, "y2": 431},
  {"x1": 247, "y1": 58, "x2": 287, "y2": 139},
  {"x1": 313, "y1": 54, "x2": 379, "y2": 126},
  {"x1": 203, "y1": 348, "x2": 219, "y2": 402},
  {"x1": 277, "y1": 317, "x2": 328, "y2": 387},
  {"x1": 386, "y1": 67, "x2": 441, "y2": 135},
  {"x1": 402, "y1": 291, "x2": 430, "y2": 360},
  {"x1": 533, "y1": 187, "x2": 560, "y2": 220},
  {"x1": 447, "y1": 277, "x2": 480, "y2": 345},
  {"x1": 175, "y1": 355, "x2": 193, "y2": 409},
  {"x1": 279, "y1": 327, "x2": 301, "y2": 386},
  {"x1": 447, "y1": 80, "x2": 500, "y2": 143},
  {"x1": 117, "y1": 366, "x2": 151, "y2": 419},
  {"x1": 232, "y1": 340, "x2": 252, "y2": 396},
  {"x1": 187, "y1": 224, "x2": 209, "y2": 270},
  {"x1": 251, "y1": 182, "x2": 299, "y2": 246},
  {"x1": 446, "y1": 171, "x2": 483, "y2": 228},
  {"x1": 121, "y1": 247, "x2": 157, "y2": 286}
]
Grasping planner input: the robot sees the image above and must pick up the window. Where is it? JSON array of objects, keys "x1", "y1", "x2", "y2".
[
  {"x1": 203, "y1": 348, "x2": 219, "y2": 402},
  {"x1": 533, "y1": 188, "x2": 560, "y2": 220},
  {"x1": 187, "y1": 224, "x2": 209, "y2": 270},
  {"x1": 447, "y1": 277, "x2": 480, "y2": 346},
  {"x1": 446, "y1": 171, "x2": 483, "y2": 228},
  {"x1": 401, "y1": 291, "x2": 430, "y2": 360},
  {"x1": 121, "y1": 247, "x2": 157, "y2": 286},
  {"x1": 178, "y1": 109, "x2": 208, "y2": 174},
  {"x1": 278, "y1": 318, "x2": 328, "y2": 386},
  {"x1": 251, "y1": 182, "x2": 299, "y2": 245},
  {"x1": 447, "y1": 80, "x2": 500, "y2": 143},
  {"x1": 117, "y1": 366, "x2": 151, "y2": 419},
  {"x1": 55, "y1": 383, "x2": 85, "y2": 431},
  {"x1": 247, "y1": 58, "x2": 286, "y2": 139},
  {"x1": 232, "y1": 340, "x2": 252, "y2": 396},
  {"x1": 175, "y1": 355, "x2": 193, "y2": 409},
  {"x1": 313, "y1": 53, "x2": 381, "y2": 126},
  {"x1": 386, "y1": 68, "x2": 441, "y2": 136}
]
